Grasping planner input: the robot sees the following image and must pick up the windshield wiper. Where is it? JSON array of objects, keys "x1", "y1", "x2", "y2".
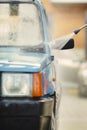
[{"x1": 20, "y1": 44, "x2": 45, "y2": 53}]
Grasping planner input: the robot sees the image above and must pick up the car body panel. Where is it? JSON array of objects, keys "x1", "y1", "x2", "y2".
[
  {"x1": 0, "y1": 51, "x2": 51, "y2": 72},
  {"x1": 0, "y1": 1, "x2": 56, "y2": 130}
]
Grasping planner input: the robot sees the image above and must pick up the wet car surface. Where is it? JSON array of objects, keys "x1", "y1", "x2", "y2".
[{"x1": 0, "y1": 0, "x2": 56, "y2": 130}]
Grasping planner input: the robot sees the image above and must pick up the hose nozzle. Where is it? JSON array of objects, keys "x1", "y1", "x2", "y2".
[{"x1": 73, "y1": 24, "x2": 87, "y2": 35}]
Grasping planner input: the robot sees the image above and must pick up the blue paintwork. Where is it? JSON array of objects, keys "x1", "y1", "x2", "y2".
[
  {"x1": 0, "y1": 50, "x2": 51, "y2": 72},
  {"x1": 0, "y1": 0, "x2": 55, "y2": 96}
]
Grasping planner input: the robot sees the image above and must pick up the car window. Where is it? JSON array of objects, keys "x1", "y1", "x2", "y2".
[{"x1": 0, "y1": 3, "x2": 44, "y2": 48}]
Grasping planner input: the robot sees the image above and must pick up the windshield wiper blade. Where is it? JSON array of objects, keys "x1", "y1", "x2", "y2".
[{"x1": 21, "y1": 44, "x2": 45, "y2": 53}]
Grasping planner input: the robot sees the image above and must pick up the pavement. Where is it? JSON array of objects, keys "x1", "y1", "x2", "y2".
[
  {"x1": 58, "y1": 88, "x2": 87, "y2": 130},
  {"x1": 53, "y1": 48, "x2": 87, "y2": 130}
]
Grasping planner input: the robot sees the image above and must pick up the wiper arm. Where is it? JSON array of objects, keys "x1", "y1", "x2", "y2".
[{"x1": 21, "y1": 44, "x2": 45, "y2": 53}]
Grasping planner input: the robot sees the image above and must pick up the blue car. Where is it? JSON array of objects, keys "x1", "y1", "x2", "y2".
[{"x1": 0, "y1": 0, "x2": 74, "y2": 130}]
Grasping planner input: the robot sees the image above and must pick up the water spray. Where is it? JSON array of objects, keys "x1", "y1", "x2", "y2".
[{"x1": 51, "y1": 24, "x2": 87, "y2": 50}]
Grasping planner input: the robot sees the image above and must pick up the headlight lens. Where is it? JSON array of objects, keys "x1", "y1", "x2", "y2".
[{"x1": 2, "y1": 73, "x2": 32, "y2": 97}]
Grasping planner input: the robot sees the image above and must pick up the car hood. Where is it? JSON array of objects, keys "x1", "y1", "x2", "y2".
[{"x1": 0, "y1": 51, "x2": 51, "y2": 72}]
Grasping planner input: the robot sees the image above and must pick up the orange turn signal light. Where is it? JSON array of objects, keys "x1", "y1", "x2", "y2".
[{"x1": 32, "y1": 73, "x2": 43, "y2": 97}]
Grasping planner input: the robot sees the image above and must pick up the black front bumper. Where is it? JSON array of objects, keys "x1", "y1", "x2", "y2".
[{"x1": 0, "y1": 96, "x2": 54, "y2": 130}]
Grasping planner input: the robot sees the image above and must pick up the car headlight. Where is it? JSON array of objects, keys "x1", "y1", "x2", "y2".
[
  {"x1": 2, "y1": 73, "x2": 32, "y2": 97},
  {"x1": 2, "y1": 72, "x2": 44, "y2": 97}
]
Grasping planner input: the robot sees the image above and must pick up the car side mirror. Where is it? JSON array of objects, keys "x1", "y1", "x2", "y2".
[
  {"x1": 61, "y1": 38, "x2": 74, "y2": 50},
  {"x1": 50, "y1": 36, "x2": 74, "y2": 50},
  {"x1": 50, "y1": 24, "x2": 87, "y2": 50}
]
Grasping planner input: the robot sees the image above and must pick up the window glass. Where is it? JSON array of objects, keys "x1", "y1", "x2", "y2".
[{"x1": 0, "y1": 3, "x2": 44, "y2": 47}]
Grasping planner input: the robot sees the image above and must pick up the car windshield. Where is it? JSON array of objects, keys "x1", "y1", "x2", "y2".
[{"x1": 0, "y1": 3, "x2": 45, "y2": 52}]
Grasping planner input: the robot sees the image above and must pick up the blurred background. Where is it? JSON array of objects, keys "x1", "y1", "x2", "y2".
[
  {"x1": 41, "y1": 0, "x2": 87, "y2": 130},
  {"x1": 42, "y1": 0, "x2": 87, "y2": 48}
]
